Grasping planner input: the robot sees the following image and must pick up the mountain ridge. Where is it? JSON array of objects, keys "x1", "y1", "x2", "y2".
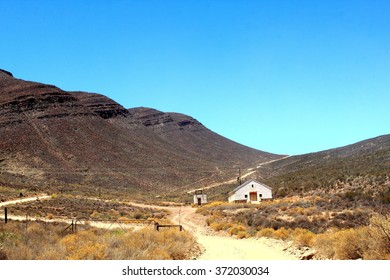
[{"x1": 0, "y1": 69, "x2": 281, "y2": 197}]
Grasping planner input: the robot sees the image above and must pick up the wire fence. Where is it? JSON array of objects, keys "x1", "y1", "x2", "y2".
[{"x1": 1, "y1": 207, "x2": 184, "y2": 235}]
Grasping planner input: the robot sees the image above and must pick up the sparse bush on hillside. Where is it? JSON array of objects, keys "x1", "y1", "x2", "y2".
[
  {"x1": 8, "y1": 195, "x2": 168, "y2": 221},
  {"x1": 0, "y1": 185, "x2": 34, "y2": 202}
]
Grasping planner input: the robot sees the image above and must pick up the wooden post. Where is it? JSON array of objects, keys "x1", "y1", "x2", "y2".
[{"x1": 4, "y1": 207, "x2": 7, "y2": 224}]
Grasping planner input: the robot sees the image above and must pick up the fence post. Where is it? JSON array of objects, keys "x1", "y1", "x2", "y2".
[{"x1": 4, "y1": 207, "x2": 7, "y2": 224}]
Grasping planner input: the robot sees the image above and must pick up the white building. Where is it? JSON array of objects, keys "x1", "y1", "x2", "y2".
[
  {"x1": 228, "y1": 179, "x2": 272, "y2": 203},
  {"x1": 193, "y1": 189, "x2": 207, "y2": 205}
]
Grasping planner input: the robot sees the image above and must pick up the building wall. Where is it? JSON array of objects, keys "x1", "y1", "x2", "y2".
[
  {"x1": 193, "y1": 194, "x2": 207, "y2": 204},
  {"x1": 228, "y1": 181, "x2": 272, "y2": 203}
]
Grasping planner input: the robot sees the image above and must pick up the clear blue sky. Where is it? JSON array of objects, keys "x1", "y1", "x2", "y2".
[{"x1": 1, "y1": 0, "x2": 389, "y2": 155}]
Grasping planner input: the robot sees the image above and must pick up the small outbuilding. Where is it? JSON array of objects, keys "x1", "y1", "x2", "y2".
[
  {"x1": 193, "y1": 189, "x2": 207, "y2": 205},
  {"x1": 228, "y1": 179, "x2": 272, "y2": 203}
]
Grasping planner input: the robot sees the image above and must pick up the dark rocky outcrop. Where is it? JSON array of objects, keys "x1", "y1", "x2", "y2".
[
  {"x1": 128, "y1": 107, "x2": 281, "y2": 165},
  {"x1": 71, "y1": 91, "x2": 129, "y2": 119},
  {"x1": 0, "y1": 69, "x2": 13, "y2": 78}
]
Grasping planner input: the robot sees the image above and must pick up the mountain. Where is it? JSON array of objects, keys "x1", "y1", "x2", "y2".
[
  {"x1": 0, "y1": 69, "x2": 281, "y2": 196},
  {"x1": 261, "y1": 134, "x2": 390, "y2": 203},
  {"x1": 128, "y1": 107, "x2": 278, "y2": 165}
]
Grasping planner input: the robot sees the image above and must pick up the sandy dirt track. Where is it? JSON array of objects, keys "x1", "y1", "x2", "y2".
[
  {"x1": 171, "y1": 207, "x2": 297, "y2": 260},
  {"x1": 0, "y1": 194, "x2": 51, "y2": 207},
  {"x1": 130, "y1": 202, "x2": 298, "y2": 260}
]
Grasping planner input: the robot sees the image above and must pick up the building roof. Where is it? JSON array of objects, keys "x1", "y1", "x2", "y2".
[{"x1": 229, "y1": 179, "x2": 272, "y2": 195}]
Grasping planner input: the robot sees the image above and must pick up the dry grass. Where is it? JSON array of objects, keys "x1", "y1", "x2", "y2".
[
  {"x1": 314, "y1": 214, "x2": 390, "y2": 260},
  {"x1": 0, "y1": 220, "x2": 196, "y2": 260}
]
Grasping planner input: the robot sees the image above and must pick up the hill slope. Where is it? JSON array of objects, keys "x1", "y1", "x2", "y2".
[
  {"x1": 128, "y1": 107, "x2": 279, "y2": 165},
  {"x1": 0, "y1": 69, "x2": 281, "y2": 196},
  {"x1": 261, "y1": 134, "x2": 390, "y2": 203}
]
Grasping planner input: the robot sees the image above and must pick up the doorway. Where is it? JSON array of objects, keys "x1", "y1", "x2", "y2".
[{"x1": 249, "y1": 192, "x2": 258, "y2": 202}]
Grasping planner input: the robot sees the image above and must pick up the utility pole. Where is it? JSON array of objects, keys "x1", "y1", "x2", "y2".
[
  {"x1": 4, "y1": 207, "x2": 7, "y2": 224},
  {"x1": 238, "y1": 168, "x2": 242, "y2": 185}
]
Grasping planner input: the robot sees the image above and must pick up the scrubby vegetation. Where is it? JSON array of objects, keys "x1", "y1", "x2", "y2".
[
  {"x1": 0, "y1": 185, "x2": 36, "y2": 202},
  {"x1": 263, "y1": 144, "x2": 390, "y2": 205},
  {"x1": 197, "y1": 199, "x2": 390, "y2": 259},
  {"x1": 8, "y1": 195, "x2": 168, "y2": 220},
  {"x1": 0, "y1": 220, "x2": 196, "y2": 260},
  {"x1": 198, "y1": 196, "x2": 376, "y2": 234}
]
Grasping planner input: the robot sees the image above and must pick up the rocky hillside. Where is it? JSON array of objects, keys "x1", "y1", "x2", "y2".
[
  {"x1": 128, "y1": 107, "x2": 279, "y2": 165},
  {"x1": 0, "y1": 69, "x2": 281, "y2": 197},
  {"x1": 261, "y1": 134, "x2": 390, "y2": 204}
]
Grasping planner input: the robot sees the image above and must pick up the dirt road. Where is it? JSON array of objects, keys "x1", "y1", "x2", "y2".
[
  {"x1": 0, "y1": 194, "x2": 51, "y2": 207},
  {"x1": 130, "y1": 202, "x2": 298, "y2": 260},
  {"x1": 186, "y1": 155, "x2": 291, "y2": 194}
]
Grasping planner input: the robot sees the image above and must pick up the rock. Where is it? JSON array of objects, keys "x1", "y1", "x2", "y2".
[
  {"x1": 300, "y1": 250, "x2": 316, "y2": 260},
  {"x1": 0, "y1": 69, "x2": 13, "y2": 78}
]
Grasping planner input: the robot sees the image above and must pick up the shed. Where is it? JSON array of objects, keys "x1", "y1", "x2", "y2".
[
  {"x1": 193, "y1": 189, "x2": 207, "y2": 205},
  {"x1": 228, "y1": 179, "x2": 272, "y2": 203}
]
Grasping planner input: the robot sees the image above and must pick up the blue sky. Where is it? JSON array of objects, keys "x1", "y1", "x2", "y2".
[{"x1": 1, "y1": 0, "x2": 389, "y2": 155}]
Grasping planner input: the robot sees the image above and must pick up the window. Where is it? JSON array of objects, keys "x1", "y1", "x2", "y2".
[
  {"x1": 259, "y1": 194, "x2": 263, "y2": 198},
  {"x1": 244, "y1": 195, "x2": 248, "y2": 198},
  {"x1": 252, "y1": 184, "x2": 254, "y2": 188}
]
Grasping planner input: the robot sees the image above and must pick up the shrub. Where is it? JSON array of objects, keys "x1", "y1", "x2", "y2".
[
  {"x1": 364, "y1": 214, "x2": 390, "y2": 259},
  {"x1": 210, "y1": 222, "x2": 232, "y2": 231},
  {"x1": 228, "y1": 225, "x2": 246, "y2": 236},
  {"x1": 236, "y1": 231, "x2": 248, "y2": 239},
  {"x1": 0, "y1": 249, "x2": 7, "y2": 260},
  {"x1": 274, "y1": 227, "x2": 291, "y2": 240},
  {"x1": 332, "y1": 229, "x2": 363, "y2": 259},
  {"x1": 291, "y1": 228, "x2": 315, "y2": 248},
  {"x1": 313, "y1": 232, "x2": 335, "y2": 259},
  {"x1": 134, "y1": 212, "x2": 146, "y2": 219},
  {"x1": 313, "y1": 215, "x2": 390, "y2": 260},
  {"x1": 205, "y1": 217, "x2": 215, "y2": 226},
  {"x1": 256, "y1": 228, "x2": 275, "y2": 238},
  {"x1": 61, "y1": 230, "x2": 108, "y2": 260}
]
